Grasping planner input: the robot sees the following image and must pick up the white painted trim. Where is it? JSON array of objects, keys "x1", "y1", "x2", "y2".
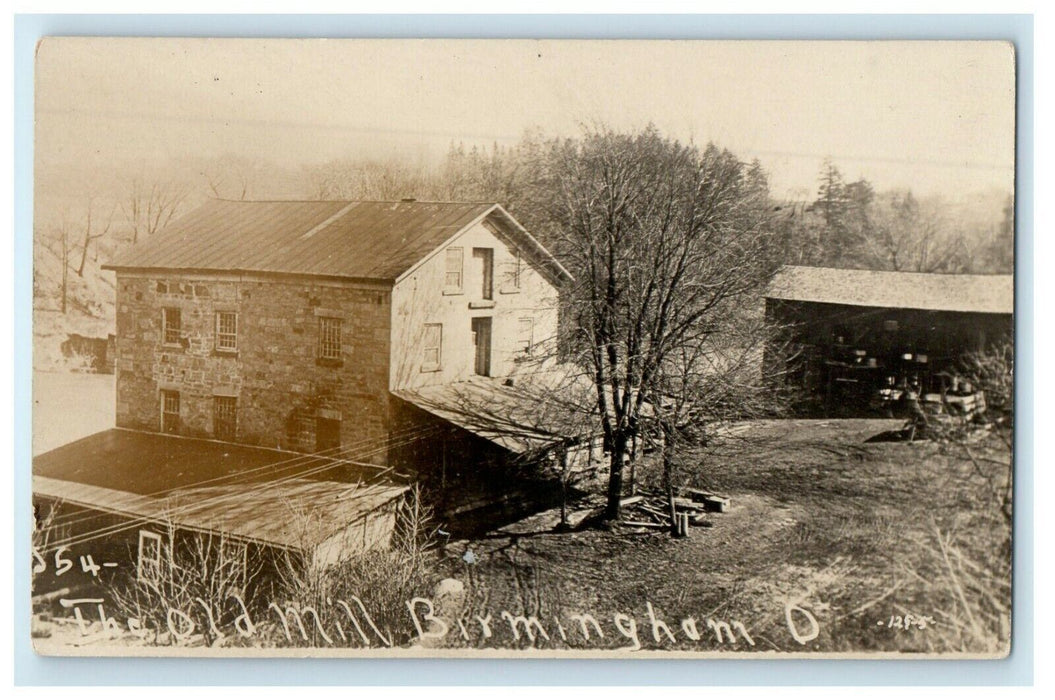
[
  {"x1": 136, "y1": 529, "x2": 163, "y2": 582},
  {"x1": 488, "y1": 204, "x2": 574, "y2": 282}
]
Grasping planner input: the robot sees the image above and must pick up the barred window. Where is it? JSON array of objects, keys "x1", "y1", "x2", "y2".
[
  {"x1": 161, "y1": 390, "x2": 180, "y2": 434},
  {"x1": 444, "y1": 247, "x2": 463, "y2": 291},
  {"x1": 318, "y1": 317, "x2": 342, "y2": 360},
  {"x1": 517, "y1": 317, "x2": 534, "y2": 353},
  {"x1": 215, "y1": 311, "x2": 238, "y2": 351},
  {"x1": 162, "y1": 307, "x2": 181, "y2": 345},
  {"x1": 423, "y1": 323, "x2": 442, "y2": 371},
  {"x1": 213, "y1": 396, "x2": 237, "y2": 440}
]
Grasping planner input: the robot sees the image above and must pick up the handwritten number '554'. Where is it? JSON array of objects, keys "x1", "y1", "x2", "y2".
[
  {"x1": 31, "y1": 547, "x2": 74, "y2": 576},
  {"x1": 33, "y1": 547, "x2": 111, "y2": 577}
]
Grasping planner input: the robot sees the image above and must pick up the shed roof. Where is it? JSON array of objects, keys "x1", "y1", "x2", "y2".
[
  {"x1": 766, "y1": 265, "x2": 1013, "y2": 315},
  {"x1": 394, "y1": 380, "x2": 567, "y2": 454},
  {"x1": 33, "y1": 429, "x2": 407, "y2": 551},
  {"x1": 104, "y1": 199, "x2": 571, "y2": 284},
  {"x1": 393, "y1": 374, "x2": 599, "y2": 455}
]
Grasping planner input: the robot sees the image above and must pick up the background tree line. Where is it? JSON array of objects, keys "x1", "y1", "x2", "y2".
[
  {"x1": 34, "y1": 125, "x2": 1014, "y2": 520},
  {"x1": 772, "y1": 158, "x2": 1013, "y2": 275},
  {"x1": 36, "y1": 129, "x2": 1014, "y2": 323}
]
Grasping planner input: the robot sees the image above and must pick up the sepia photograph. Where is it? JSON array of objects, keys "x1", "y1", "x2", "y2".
[{"x1": 29, "y1": 37, "x2": 1016, "y2": 658}]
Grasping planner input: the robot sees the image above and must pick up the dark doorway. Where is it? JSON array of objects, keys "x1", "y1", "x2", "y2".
[
  {"x1": 316, "y1": 417, "x2": 341, "y2": 453},
  {"x1": 471, "y1": 317, "x2": 492, "y2": 376},
  {"x1": 472, "y1": 248, "x2": 494, "y2": 300}
]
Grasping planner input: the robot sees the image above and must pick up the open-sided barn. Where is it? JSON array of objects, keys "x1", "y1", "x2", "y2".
[{"x1": 764, "y1": 265, "x2": 1014, "y2": 415}]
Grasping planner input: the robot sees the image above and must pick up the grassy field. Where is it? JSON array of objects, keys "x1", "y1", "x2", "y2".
[{"x1": 431, "y1": 419, "x2": 1012, "y2": 655}]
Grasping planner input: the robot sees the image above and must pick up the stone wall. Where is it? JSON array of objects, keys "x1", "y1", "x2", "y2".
[{"x1": 114, "y1": 272, "x2": 393, "y2": 461}]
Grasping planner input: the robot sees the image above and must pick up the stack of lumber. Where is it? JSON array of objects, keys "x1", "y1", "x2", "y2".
[{"x1": 618, "y1": 487, "x2": 731, "y2": 535}]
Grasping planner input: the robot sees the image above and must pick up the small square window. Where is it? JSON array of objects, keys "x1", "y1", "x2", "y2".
[
  {"x1": 423, "y1": 323, "x2": 442, "y2": 371},
  {"x1": 162, "y1": 307, "x2": 181, "y2": 345},
  {"x1": 318, "y1": 317, "x2": 342, "y2": 360},
  {"x1": 216, "y1": 311, "x2": 238, "y2": 351},
  {"x1": 517, "y1": 317, "x2": 534, "y2": 353},
  {"x1": 444, "y1": 247, "x2": 463, "y2": 291}
]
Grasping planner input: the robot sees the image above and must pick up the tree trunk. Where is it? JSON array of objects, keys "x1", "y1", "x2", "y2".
[
  {"x1": 628, "y1": 433, "x2": 638, "y2": 495},
  {"x1": 60, "y1": 232, "x2": 69, "y2": 315},
  {"x1": 662, "y1": 422, "x2": 678, "y2": 536},
  {"x1": 604, "y1": 430, "x2": 628, "y2": 521},
  {"x1": 77, "y1": 235, "x2": 91, "y2": 277},
  {"x1": 559, "y1": 444, "x2": 570, "y2": 530}
]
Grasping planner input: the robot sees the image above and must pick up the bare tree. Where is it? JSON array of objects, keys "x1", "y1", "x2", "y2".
[
  {"x1": 123, "y1": 179, "x2": 188, "y2": 244},
  {"x1": 304, "y1": 157, "x2": 438, "y2": 201},
  {"x1": 864, "y1": 190, "x2": 968, "y2": 273},
  {"x1": 48, "y1": 213, "x2": 74, "y2": 314},
  {"x1": 523, "y1": 126, "x2": 779, "y2": 521},
  {"x1": 647, "y1": 312, "x2": 786, "y2": 530},
  {"x1": 203, "y1": 155, "x2": 263, "y2": 201},
  {"x1": 103, "y1": 521, "x2": 264, "y2": 646},
  {"x1": 76, "y1": 200, "x2": 115, "y2": 277}
]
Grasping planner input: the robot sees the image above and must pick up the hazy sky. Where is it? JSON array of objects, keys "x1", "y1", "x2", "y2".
[{"x1": 35, "y1": 38, "x2": 1016, "y2": 200}]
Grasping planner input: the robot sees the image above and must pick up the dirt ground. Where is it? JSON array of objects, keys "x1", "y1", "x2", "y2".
[
  {"x1": 430, "y1": 419, "x2": 1012, "y2": 655},
  {"x1": 31, "y1": 371, "x2": 1011, "y2": 656}
]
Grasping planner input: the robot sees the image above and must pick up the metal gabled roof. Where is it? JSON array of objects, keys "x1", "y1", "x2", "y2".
[{"x1": 104, "y1": 199, "x2": 500, "y2": 282}]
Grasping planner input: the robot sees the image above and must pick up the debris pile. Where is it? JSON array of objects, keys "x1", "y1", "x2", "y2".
[{"x1": 619, "y1": 487, "x2": 731, "y2": 536}]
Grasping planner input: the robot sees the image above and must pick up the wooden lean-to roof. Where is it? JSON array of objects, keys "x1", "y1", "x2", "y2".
[{"x1": 33, "y1": 429, "x2": 407, "y2": 551}]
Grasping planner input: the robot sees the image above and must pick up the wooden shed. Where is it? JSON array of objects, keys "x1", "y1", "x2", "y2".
[{"x1": 33, "y1": 429, "x2": 409, "y2": 572}]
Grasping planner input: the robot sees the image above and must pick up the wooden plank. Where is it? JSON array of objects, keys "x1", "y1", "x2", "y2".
[
  {"x1": 683, "y1": 487, "x2": 730, "y2": 501},
  {"x1": 621, "y1": 520, "x2": 667, "y2": 529},
  {"x1": 702, "y1": 496, "x2": 730, "y2": 513},
  {"x1": 646, "y1": 511, "x2": 668, "y2": 525},
  {"x1": 639, "y1": 503, "x2": 669, "y2": 518}
]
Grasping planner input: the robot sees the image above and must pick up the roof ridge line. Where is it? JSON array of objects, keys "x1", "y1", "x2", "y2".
[{"x1": 780, "y1": 264, "x2": 1013, "y2": 279}]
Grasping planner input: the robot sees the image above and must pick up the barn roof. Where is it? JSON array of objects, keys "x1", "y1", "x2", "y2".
[
  {"x1": 766, "y1": 265, "x2": 1014, "y2": 315},
  {"x1": 33, "y1": 429, "x2": 407, "y2": 551},
  {"x1": 104, "y1": 199, "x2": 571, "y2": 284}
]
